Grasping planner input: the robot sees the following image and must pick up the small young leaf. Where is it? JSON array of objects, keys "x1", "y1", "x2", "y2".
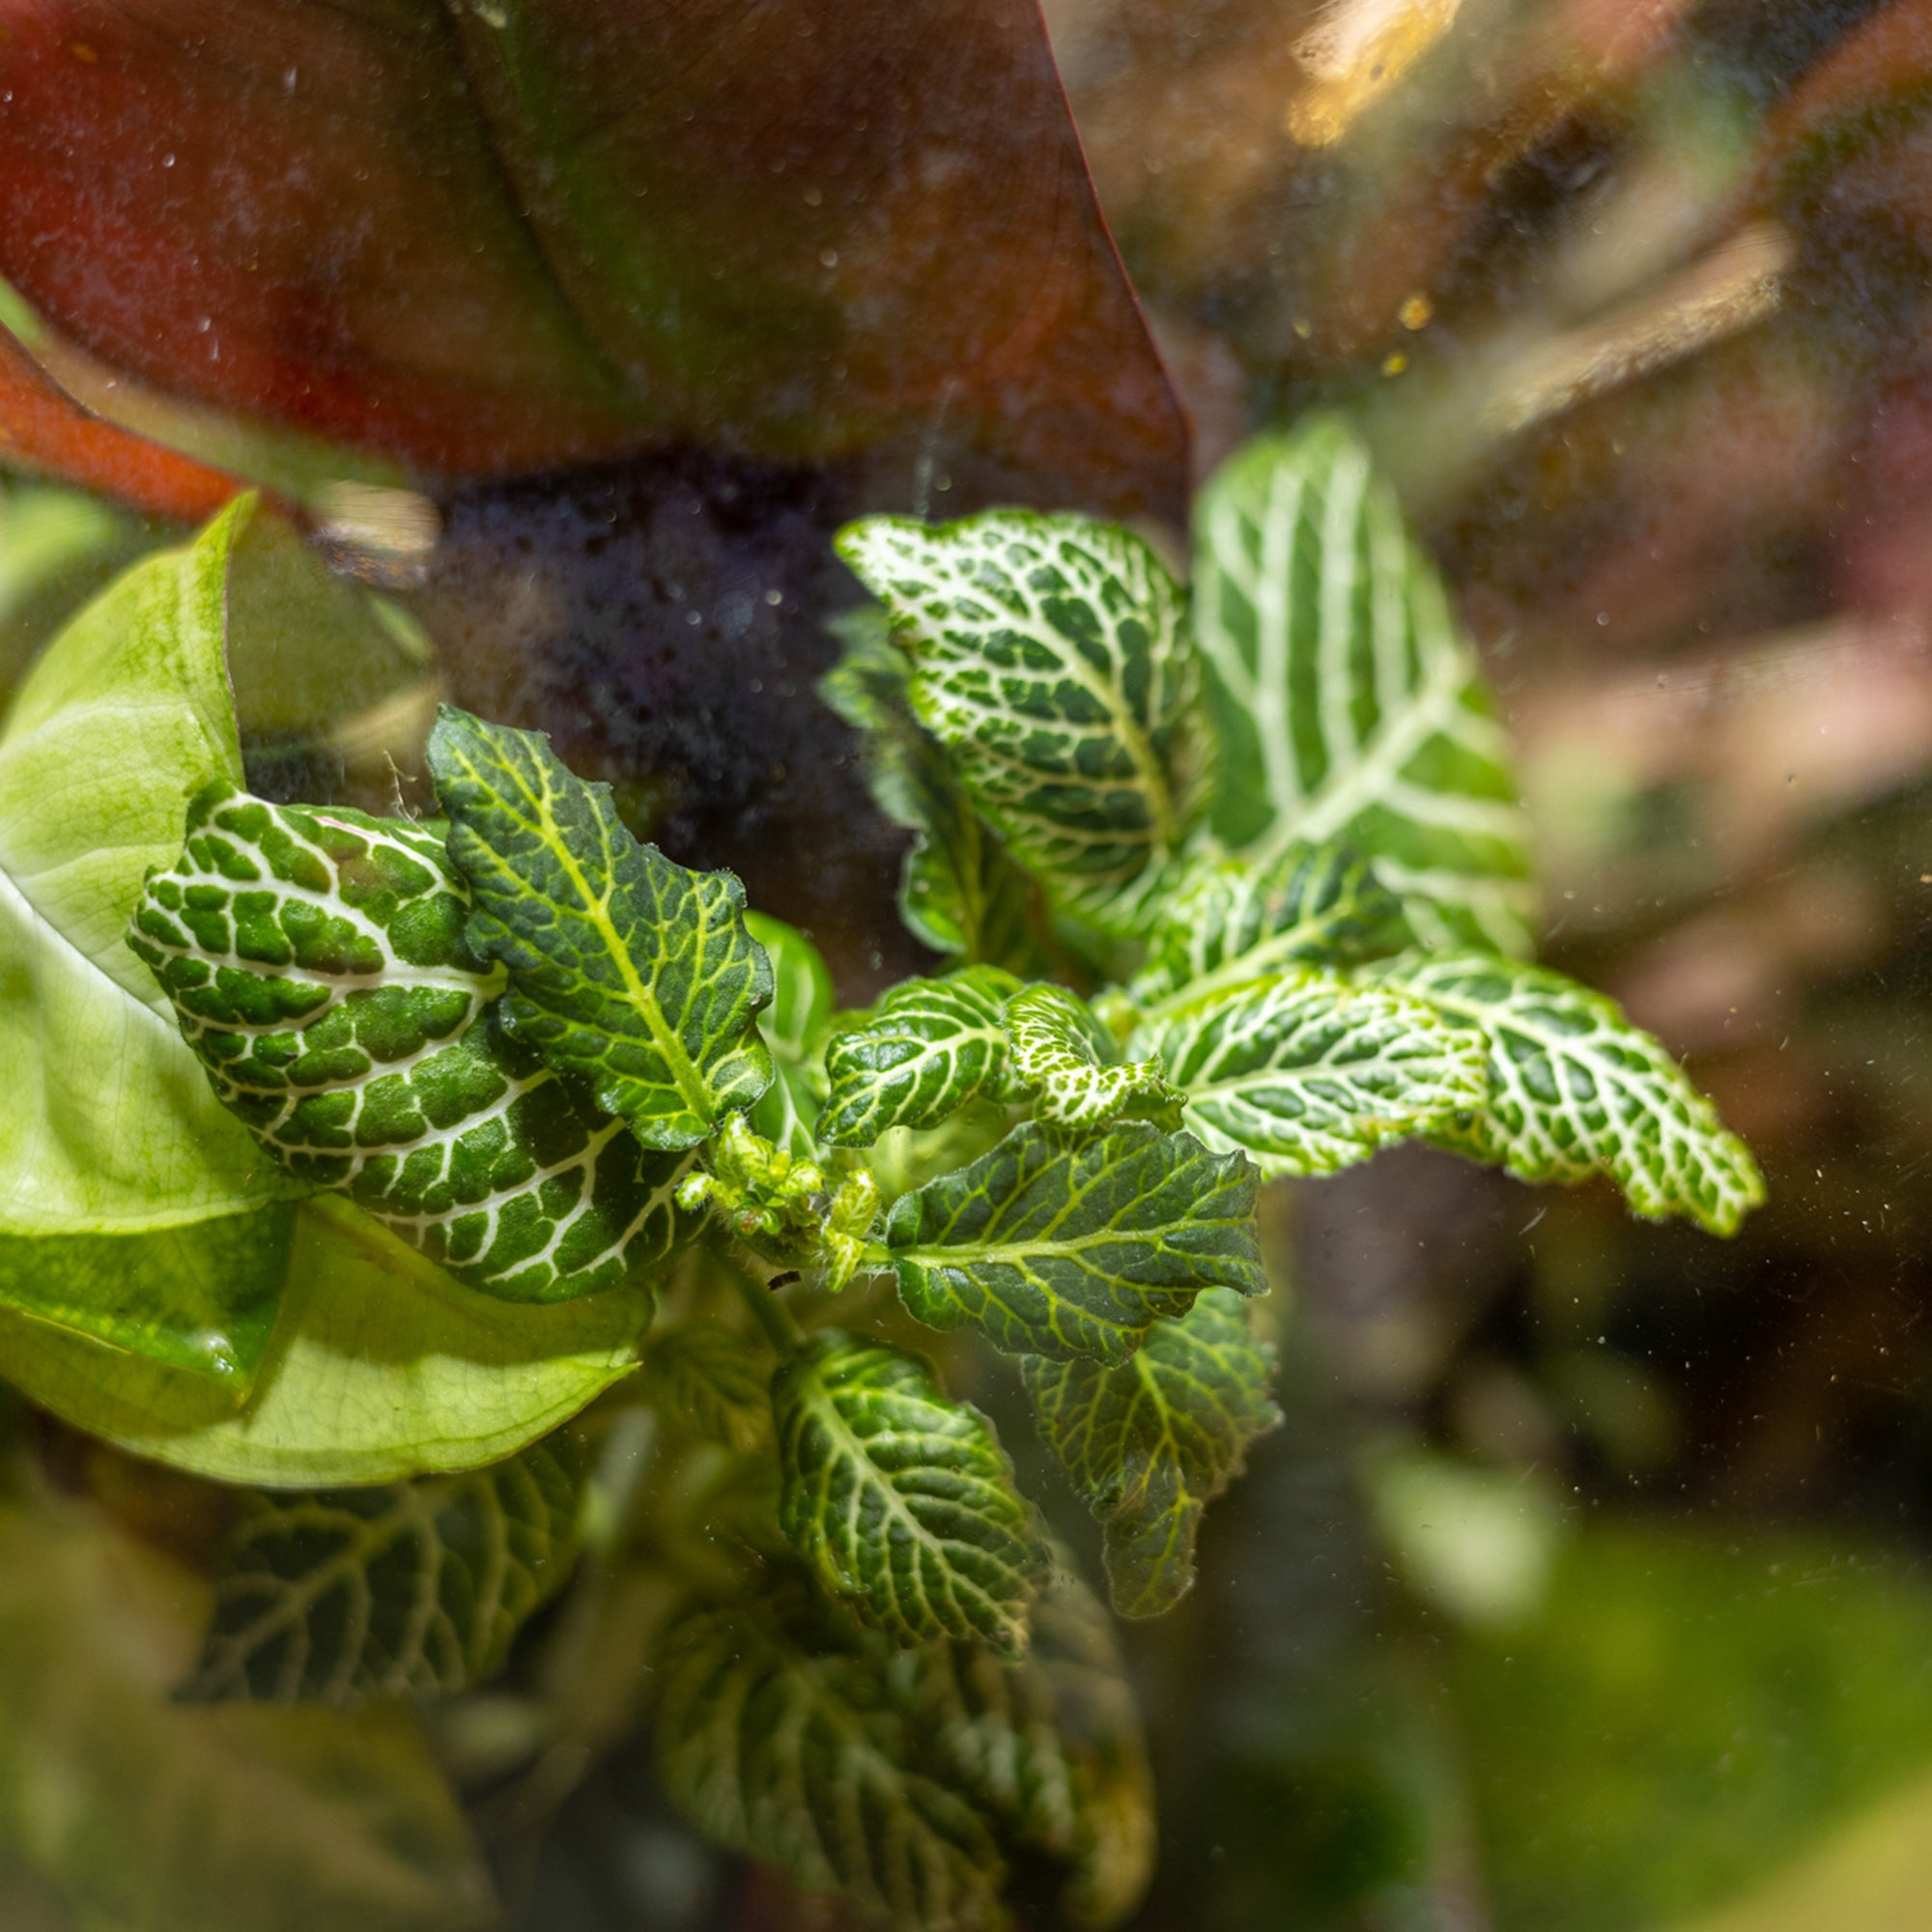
[
  {"x1": 745, "y1": 912, "x2": 834, "y2": 1159},
  {"x1": 1023, "y1": 1288, "x2": 1280, "y2": 1618},
  {"x1": 774, "y1": 1332, "x2": 1039, "y2": 1653},
  {"x1": 428, "y1": 705, "x2": 772, "y2": 1149},
  {"x1": 1366, "y1": 951, "x2": 1767, "y2": 1235},
  {"x1": 887, "y1": 1565, "x2": 1155, "y2": 1930},
  {"x1": 1128, "y1": 841, "x2": 1407, "y2": 1013},
  {"x1": 187, "y1": 1436, "x2": 584, "y2": 1704},
  {"x1": 1006, "y1": 983, "x2": 1179, "y2": 1130},
  {"x1": 1141, "y1": 968, "x2": 1489, "y2": 1178},
  {"x1": 885, "y1": 1122, "x2": 1264, "y2": 1364},
  {"x1": 1193, "y1": 419, "x2": 1535, "y2": 951},
  {"x1": 655, "y1": 1580, "x2": 1009, "y2": 1932},
  {"x1": 131, "y1": 785, "x2": 692, "y2": 1302},
  {"x1": 639, "y1": 1323, "x2": 773, "y2": 1453},
  {"x1": 819, "y1": 966, "x2": 1021, "y2": 1148},
  {"x1": 821, "y1": 610, "x2": 1043, "y2": 970},
  {"x1": 838, "y1": 511, "x2": 1209, "y2": 928}
]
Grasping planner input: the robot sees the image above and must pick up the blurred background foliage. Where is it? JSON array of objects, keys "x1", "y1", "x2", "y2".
[{"x1": 5, "y1": 1, "x2": 1932, "y2": 1928}]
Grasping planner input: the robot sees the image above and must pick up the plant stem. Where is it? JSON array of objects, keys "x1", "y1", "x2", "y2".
[{"x1": 719, "y1": 1248, "x2": 806, "y2": 1355}]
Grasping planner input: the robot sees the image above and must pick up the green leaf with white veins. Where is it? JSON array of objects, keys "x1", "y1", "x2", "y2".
[
  {"x1": 188, "y1": 1436, "x2": 583, "y2": 1704},
  {"x1": 428, "y1": 706, "x2": 772, "y2": 1150},
  {"x1": 1193, "y1": 419, "x2": 1536, "y2": 952},
  {"x1": 838, "y1": 511, "x2": 1209, "y2": 928},
  {"x1": 0, "y1": 496, "x2": 299, "y2": 1236},
  {"x1": 640, "y1": 1323, "x2": 772, "y2": 1453},
  {"x1": 886, "y1": 1122, "x2": 1264, "y2": 1364},
  {"x1": 655, "y1": 1577, "x2": 1009, "y2": 1932},
  {"x1": 819, "y1": 965, "x2": 1021, "y2": 1148},
  {"x1": 1140, "y1": 968, "x2": 1488, "y2": 1178},
  {"x1": 1024, "y1": 1288, "x2": 1280, "y2": 1619},
  {"x1": 1366, "y1": 951, "x2": 1767, "y2": 1236},
  {"x1": 1006, "y1": 984, "x2": 1179, "y2": 1131},
  {"x1": 775, "y1": 1334, "x2": 1039, "y2": 1653},
  {"x1": 1128, "y1": 841, "x2": 1408, "y2": 1014}
]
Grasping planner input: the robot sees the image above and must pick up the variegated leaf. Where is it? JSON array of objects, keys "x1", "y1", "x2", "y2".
[
  {"x1": 1006, "y1": 984, "x2": 1178, "y2": 1130},
  {"x1": 744, "y1": 912, "x2": 834, "y2": 1159},
  {"x1": 1366, "y1": 951, "x2": 1766, "y2": 1236},
  {"x1": 838, "y1": 511, "x2": 1209, "y2": 931},
  {"x1": 1193, "y1": 418, "x2": 1535, "y2": 951},
  {"x1": 819, "y1": 966, "x2": 1021, "y2": 1148}
]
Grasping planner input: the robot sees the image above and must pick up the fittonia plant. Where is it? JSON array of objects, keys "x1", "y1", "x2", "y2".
[{"x1": 0, "y1": 421, "x2": 1763, "y2": 1932}]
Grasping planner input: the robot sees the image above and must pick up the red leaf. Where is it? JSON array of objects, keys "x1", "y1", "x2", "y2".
[{"x1": 0, "y1": 1, "x2": 1185, "y2": 517}]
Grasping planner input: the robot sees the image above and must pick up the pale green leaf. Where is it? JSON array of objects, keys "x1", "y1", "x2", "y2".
[
  {"x1": 1139, "y1": 968, "x2": 1489, "y2": 1177},
  {"x1": 1006, "y1": 984, "x2": 1178, "y2": 1130},
  {"x1": 886, "y1": 1566, "x2": 1155, "y2": 1929},
  {"x1": 655, "y1": 1577, "x2": 1009, "y2": 1932},
  {"x1": 0, "y1": 1208, "x2": 294, "y2": 1387},
  {"x1": 819, "y1": 967, "x2": 1021, "y2": 1148},
  {"x1": 0, "y1": 497, "x2": 298, "y2": 1236},
  {"x1": 189, "y1": 1438, "x2": 583, "y2": 1703},
  {"x1": 1365, "y1": 951, "x2": 1767, "y2": 1235},
  {"x1": 0, "y1": 1196, "x2": 653, "y2": 1487},
  {"x1": 819, "y1": 612, "x2": 1042, "y2": 969},
  {"x1": 0, "y1": 1492, "x2": 495, "y2": 1932},
  {"x1": 774, "y1": 1333, "x2": 1039, "y2": 1654},
  {"x1": 1023, "y1": 1289, "x2": 1280, "y2": 1618},
  {"x1": 885, "y1": 1122, "x2": 1264, "y2": 1364},
  {"x1": 1127, "y1": 841, "x2": 1407, "y2": 1014},
  {"x1": 639, "y1": 1322, "x2": 773, "y2": 1453},
  {"x1": 132, "y1": 784, "x2": 694, "y2": 1301},
  {"x1": 428, "y1": 706, "x2": 772, "y2": 1149},
  {"x1": 1193, "y1": 419, "x2": 1535, "y2": 950},
  {"x1": 838, "y1": 512, "x2": 1209, "y2": 929},
  {"x1": 745, "y1": 911, "x2": 833, "y2": 1158}
]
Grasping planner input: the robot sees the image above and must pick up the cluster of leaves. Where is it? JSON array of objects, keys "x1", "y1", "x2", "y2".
[{"x1": 0, "y1": 420, "x2": 1763, "y2": 1932}]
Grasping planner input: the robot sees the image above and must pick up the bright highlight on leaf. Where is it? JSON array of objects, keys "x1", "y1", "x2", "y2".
[
  {"x1": 1367, "y1": 951, "x2": 1768, "y2": 1235},
  {"x1": 1192, "y1": 418, "x2": 1535, "y2": 951},
  {"x1": 1006, "y1": 983, "x2": 1179, "y2": 1130},
  {"x1": 838, "y1": 511, "x2": 1208, "y2": 929},
  {"x1": 656, "y1": 1580, "x2": 1010, "y2": 1932},
  {"x1": 130, "y1": 785, "x2": 691, "y2": 1303},
  {"x1": 774, "y1": 1333, "x2": 1040, "y2": 1653},
  {"x1": 428, "y1": 706, "x2": 773, "y2": 1150},
  {"x1": 886, "y1": 1122, "x2": 1264, "y2": 1364},
  {"x1": 1025, "y1": 1289, "x2": 1281, "y2": 1618},
  {"x1": 819, "y1": 966, "x2": 1021, "y2": 1148},
  {"x1": 187, "y1": 1438, "x2": 584, "y2": 1704},
  {"x1": 1140, "y1": 968, "x2": 1489, "y2": 1177}
]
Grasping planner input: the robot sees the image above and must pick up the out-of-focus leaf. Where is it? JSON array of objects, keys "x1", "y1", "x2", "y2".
[
  {"x1": 0, "y1": 3, "x2": 1185, "y2": 513},
  {"x1": 1192, "y1": 419, "x2": 1535, "y2": 951},
  {"x1": 639, "y1": 1323, "x2": 772, "y2": 1454},
  {"x1": 744, "y1": 912, "x2": 834, "y2": 1160},
  {"x1": 429, "y1": 707, "x2": 773, "y2": 1150},
  {"x1": 1450, "y1": 1525, "x2": 1932, "y2": 1932},
  {"x1": 190, "y1": 1437, "x2": 583, "y2": 1704},
  {"x1": 0, "y1": 1489, "x2": 494, "y2": 1931},
  {"x1": 0, "y1": 1197, "x2": 652, "y2": 1487},
  {"x1": 885, "y1": 1122, "x2": 1264, "y2": 1364},
  {"x1": 772, "y1": 1332, "x2": 1039, "y2": 1654}
]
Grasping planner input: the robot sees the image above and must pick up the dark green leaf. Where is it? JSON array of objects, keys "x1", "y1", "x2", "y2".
[
  {"x1": 1140, "y1": 968, "x2": 1488, "y2": 1177},
  {"x1": 1193, "y1": 419, "x2": 1535, "y2": 950},
  {"x1": 655, "y1": 1579, "x2": 1009, "y2": 1932},
  {"x1": 774, "y1": 1333, "x2": 1039, "y2": 1654},
  {"x1": 131, "y1": 784, "x2": 693, "y2": 1301},
  {"x1": 639, "y1": 1323, "x2": 773, "y2": 1454},
  {"x1": 1006, "y1": 983, "x2": 1179, "y2": 1130},
  {"x1": 1365, "y1": 951, "x2": 1766, "y2": 1235},
  {"x1": 428, "y1": 706, "x2": 772, "y2": 1149},
  {"x1": 1128, "y1": 842, "x2": 1407, "y2": 1013},
  {"x1": 885, "y1": 1122, "x2": 1264, "y2": 1364},
  {"x1": 838, "y1": 512, "x2": 1209, "y2": 929},
  {"x1": 1024, "y1": 1289, "x2": 1280, "y2": 1618},
  {"x1": 819, "y1": 967, "x2": 1021, "y2": 1148},
  {"x1": 188, "y1": 1438, "x2": 584, "y2": 1704}
]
